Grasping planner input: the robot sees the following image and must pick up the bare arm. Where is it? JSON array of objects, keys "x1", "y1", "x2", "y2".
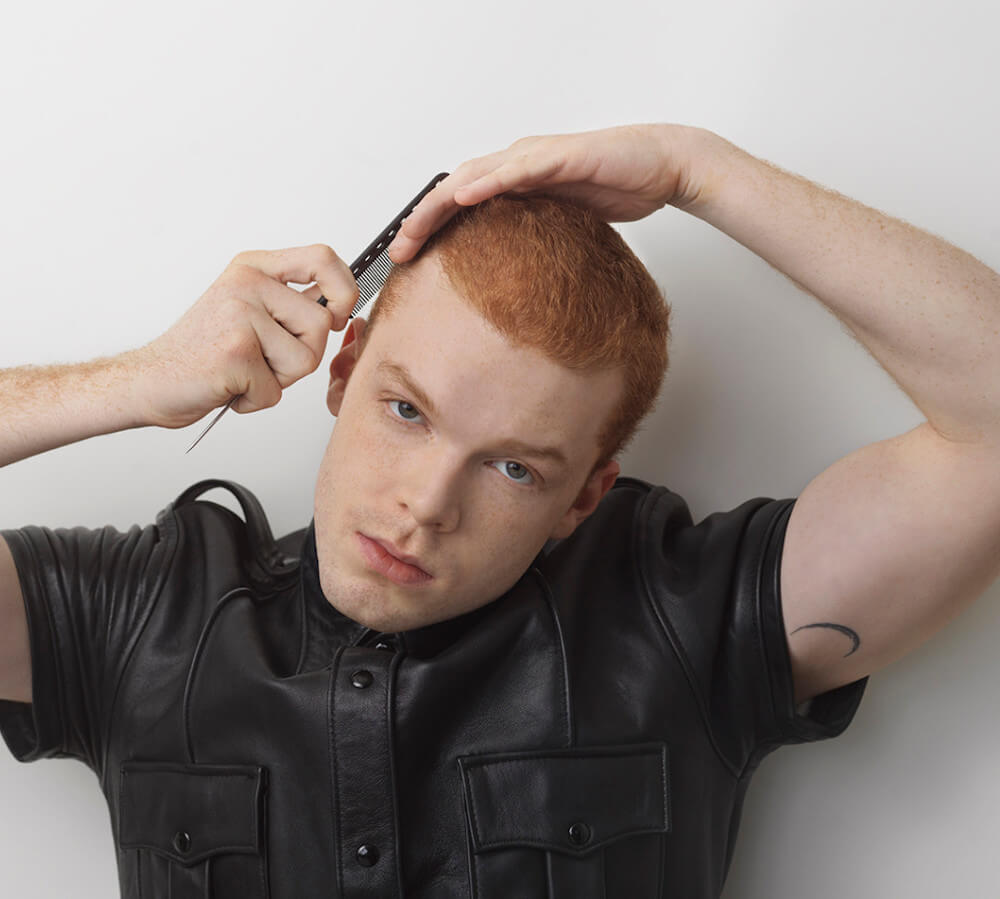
[
  {"x1": 0, "y1": 245, "x2": 360, "y2": 703},
  {"x1": 1, "y1": 355, "x2": 148, "y2": 468},
  {"x1": 678, "y1": 131, "x2": 1000, "y2": 701}
]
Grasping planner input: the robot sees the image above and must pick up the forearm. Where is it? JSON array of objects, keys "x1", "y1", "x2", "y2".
[
  {"x1": 0, "y1": 353, "x2": 148, "y2": 468},
  {"x1": 680, "y1": 127, "x2": 1000, "y2": 447}
]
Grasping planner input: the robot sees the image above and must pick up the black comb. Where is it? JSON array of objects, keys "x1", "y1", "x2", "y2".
[
  {"x1": 186, "y1": 171, "x2": 449, "y2": 452},
  {"x1": 321, "y1": 171, "x2": 449, "y2": 315}
]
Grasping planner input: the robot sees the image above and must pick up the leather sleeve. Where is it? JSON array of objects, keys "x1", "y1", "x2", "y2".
[
  {"x1": 641, "y1": 486, "x2": 867, "y2": 772},
  {"x1": 739, "y1": 497, "x2": 868, "y2": 750},
  {"x1": 0, "y1": 515, "x2": 174, "y2": 773}
]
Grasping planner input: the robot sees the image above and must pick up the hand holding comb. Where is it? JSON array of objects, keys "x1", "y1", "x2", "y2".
[{"x1": 185, "y1": 173, "x2": 448, "y2": 452}]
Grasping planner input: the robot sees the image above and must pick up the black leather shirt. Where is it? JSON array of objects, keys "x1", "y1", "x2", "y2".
[{"x1": 0, "y1": 477, "x2": 866, "y2": 898}]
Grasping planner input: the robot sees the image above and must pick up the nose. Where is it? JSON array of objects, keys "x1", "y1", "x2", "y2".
[{"x1": 396, "y1": 445, "x2": 463, "y2": 533}]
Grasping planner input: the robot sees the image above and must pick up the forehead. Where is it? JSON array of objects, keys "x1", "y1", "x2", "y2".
[{"x1": 360, "y1": 256, "x2": 621, "y2": 465}]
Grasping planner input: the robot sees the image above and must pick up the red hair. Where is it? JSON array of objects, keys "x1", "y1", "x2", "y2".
[{"x1": 368, "y1": 194, "x2": 671, "y2": 466}]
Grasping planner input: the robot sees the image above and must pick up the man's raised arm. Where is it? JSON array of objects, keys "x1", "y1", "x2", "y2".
[
  {"x1": 681, "y1": 129, "x2": 1000, "y2": 701},
  {"x1": 391, "y1": 123, "x2": 1000, "y2": 703},
  {"x1": 0, "y1": 245, "x2": 361, "y2": 704}
]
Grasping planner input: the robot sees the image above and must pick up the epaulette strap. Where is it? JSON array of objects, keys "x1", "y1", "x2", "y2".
[{"x1": 174, "y1": 479, "x2": 295, "y2": 577}]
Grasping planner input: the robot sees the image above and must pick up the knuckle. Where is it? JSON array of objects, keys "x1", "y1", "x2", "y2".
[
  {"x1": 330, "y1": 283, "x2": 359, "y2": 314},
  {"x1": 225, "y1": 263, "x2": 263, "y2": 292},
  {"x1": 230, "y1": 249, "x2": 256, "y2": 266},
  {"x1": 310, "y1": 243, "x2": 340, "y2": 267},
  {"x1": 510, "y1": 135, "x2": 540, "y2": 151},
  {"x1": 224, "y1": 330, "x2": 260, "y2": 365}
]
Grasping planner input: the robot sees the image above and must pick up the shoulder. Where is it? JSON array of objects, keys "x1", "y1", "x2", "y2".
[
  {"x1": 167, "y1": 479, "x2": 303, "y2": 574},
  {"x1": 554, "y1": 475, "x2": 789, "y2": 567}
]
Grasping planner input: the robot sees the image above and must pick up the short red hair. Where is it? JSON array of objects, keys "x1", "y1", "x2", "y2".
[{"x1": 368, "y1": 194, "x2": 671, "y2": 466}]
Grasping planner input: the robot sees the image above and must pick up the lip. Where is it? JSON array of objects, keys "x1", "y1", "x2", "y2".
[{"x1": 357, "y1": 533, "x2": 433, "y2": 587}]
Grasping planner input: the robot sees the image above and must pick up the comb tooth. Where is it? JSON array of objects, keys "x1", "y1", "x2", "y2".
[{"x1": 351, "y1": 250, "x2": 396, "y2": 315}]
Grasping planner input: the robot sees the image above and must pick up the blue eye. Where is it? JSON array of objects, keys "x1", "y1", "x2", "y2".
[
  {"x1": 492, "y1": 460, "x2": 534, "y2": 485},
  {"x1": 389, "y1": 400, "x2": 422, "y2": 421}
]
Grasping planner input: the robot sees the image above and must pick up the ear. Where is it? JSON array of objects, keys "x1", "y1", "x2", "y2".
[
  {"x1": 548, "y1": 459, "x2": 621, "y2": 540},
  {"x1": 326, "y1": 318, "x2": 368, "y2": 416}
]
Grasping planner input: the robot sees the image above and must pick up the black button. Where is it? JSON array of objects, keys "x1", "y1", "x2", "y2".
[
  {"x1": 356, "y1": 844, "x2": 380, "y2": 867},
  {"x1": 374, "y1": 640, "x2": 396, "y2": 652},
  {"x1": 172, "y1": 831, "x2": 192, "y2": 853},
  {"x1": 351, "y1": 669, "x2": 374, "y2": 689},
  {"x1": 567, "y1": 822, "x2": 591, "y2": 846}
]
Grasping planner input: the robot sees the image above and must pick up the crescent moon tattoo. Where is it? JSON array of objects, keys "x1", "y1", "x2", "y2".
[{"x1": 791, "y1": 622, "x2": 861, "y2": 657}]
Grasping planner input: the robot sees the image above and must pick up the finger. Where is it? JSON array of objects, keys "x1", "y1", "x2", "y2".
[
  {"x1": 231, "y1": 351, "x2": 283, "y2": 414},
  {"x1": 301, "y1": 283, "x2": 325, "y2": 303},
  {"x1": 454, "y1": 152, "x2": 565, "y2": 205},
  {"x1": 255, "y1": 280, "x2": 335, "y2": 363},
  {"x1": 233, "y1": 245, "x2": 359, "y2": 329},
  {"x1": 387, "y1": 154, "x2": 511, "y2": 263},
  {"x1": 228, "y1": 314, "x2": 313, "y2": 414},
  {"x1": 248, "y1": 309, "x2": 326, "y2": 389}
]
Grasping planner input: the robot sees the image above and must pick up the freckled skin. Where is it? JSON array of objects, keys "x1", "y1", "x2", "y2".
[{"x1": 312, "y1": 254, "x2": 622, "y2": 633}]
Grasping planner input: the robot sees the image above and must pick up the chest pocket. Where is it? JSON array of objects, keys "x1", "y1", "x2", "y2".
[
  {"x1": 458, "y1": 743, "x2": 669, "y2": 899},
  {"x1": 118, "y1": 762, "x2": 269, "y2": 899}
]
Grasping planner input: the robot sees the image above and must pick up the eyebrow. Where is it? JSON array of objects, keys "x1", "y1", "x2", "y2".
[
  {"x1": 374, "y1": 360, "x2": 571, "y2": 470},
  {"x1": 376, "y1": 360, "x2": 441, "y2": 419}
]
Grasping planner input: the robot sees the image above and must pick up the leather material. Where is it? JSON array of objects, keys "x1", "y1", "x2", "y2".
[{"x1": 0, "y1": 477, "x2": 867, "y2": 898}]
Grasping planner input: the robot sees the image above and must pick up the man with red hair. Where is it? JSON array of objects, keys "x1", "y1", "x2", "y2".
[{"x1": 1, "y1": 123, "x2": 998, "y2": 897}]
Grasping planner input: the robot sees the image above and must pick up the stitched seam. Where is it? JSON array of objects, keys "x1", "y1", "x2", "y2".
[
  {"x1": 181, "y1": 586, "x2": 255, "y2": 764},
  {"x1": 120, "y1": 841, "x2": 260, "y2": 858},
  {"x1": 740, "y1": 499, "x2": 796, "y2": 776},
  {"x1": 328, "y1": 648, "x2": 345, "y2": 895},
  {"x1": 468, "y1": 830, "x2": 665, "y2": 854},
  {"x1": 634, "y1": 487, "x2": 743, "y2": 779},
  {"x1": 460, "y1": 762, "x2": 484, "y2": 846},
  {"x1": 460, "y1": 774, "x2": 480, "y2": 899},
  {"x1": 294, "y1": 557, "x2": 309, "y2": 676},
  {"x1": 17, "y1": 533, "x2": 66, "y2": 758},
  {"x1": 48, "y1": 530, "x2": 99, "y2": 766},
  {"x1": 660, "y1": 744, "x2": 670, "y2": 832},
  {"x1": 100, "y1": 510, "x2": 179, "y2": 790},
  {"x1": 384, "y1": 651, "x2": 405, "y2": 897},
  {"x1": 530, "y1": 566, "x2": 573, "y2": 748}
]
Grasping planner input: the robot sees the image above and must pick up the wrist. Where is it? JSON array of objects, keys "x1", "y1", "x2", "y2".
[
  {"x1": 665, "y1": 125, "x2": 744, "y2": 217},
  {"x1": 114, "y1": 347, "x2": 161, "y2": 430}
]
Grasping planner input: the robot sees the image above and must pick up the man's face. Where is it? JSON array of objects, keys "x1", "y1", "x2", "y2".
[{"x1": 312, "y1": 254, "x2": 622, "y2": 633}]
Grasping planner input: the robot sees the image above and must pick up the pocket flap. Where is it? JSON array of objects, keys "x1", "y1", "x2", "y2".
[
  {"x1": 119, "y1": 761, "x2": 266, "y2": 866},
  {"x1": 458, "y1": 743, "x2": 669, "y2": 857}
]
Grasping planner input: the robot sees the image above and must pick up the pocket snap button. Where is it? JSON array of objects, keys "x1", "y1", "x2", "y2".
[
  {"x1": 351, "y1": 670, "x2": 374, "y2": 689},
  {"x1": 172, "y1": 831, "x2": 192, "y2": 853},
  {"x1": 567, "y1": 822, "x2": 592, "y2": 847},
  {"x1": 356, "y1": 844, "x2": 380, "y2": 867}
]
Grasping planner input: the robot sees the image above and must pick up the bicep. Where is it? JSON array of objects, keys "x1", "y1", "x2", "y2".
[
  {"x1": 781, "y1": 421, "x2": 1000, "y2": 704},
  {"x1": 0, "y1": 535, "x2": 31, "y2": 703}
]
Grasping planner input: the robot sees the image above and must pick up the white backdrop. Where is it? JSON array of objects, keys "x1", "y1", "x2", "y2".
[{"x1": 1, "y1": 1, "x2": 998, "y2": 896}]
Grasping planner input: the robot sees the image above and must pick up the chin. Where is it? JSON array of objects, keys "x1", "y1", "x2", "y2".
[{"x1": 317, "y1": 566, "x2": 428, "y2": 632}]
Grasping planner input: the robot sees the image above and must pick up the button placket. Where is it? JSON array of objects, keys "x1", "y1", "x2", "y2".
[{"x1": 331, "y1": 647, "x2": 402, "y2": 897}]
